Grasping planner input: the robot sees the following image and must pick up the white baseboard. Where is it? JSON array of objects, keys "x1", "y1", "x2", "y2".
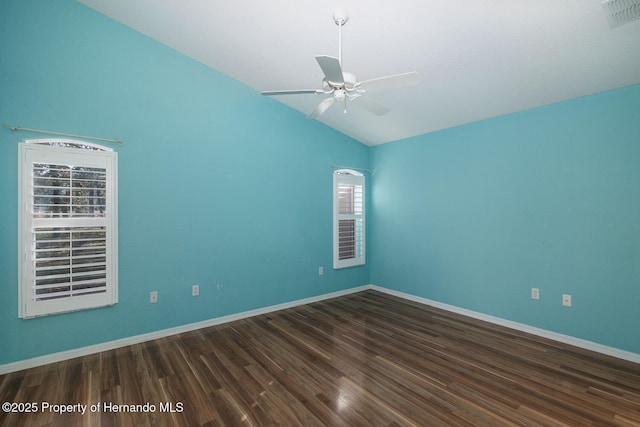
[
  {"x1": 370, "y1": 285, "x2": 640, "y2": 364},
  {"x1": 3, "y1": 284, "x2": 638, "y2": 374},
  {"x1": 0, "y1": 285, "x2": 370, "y2": 375}
]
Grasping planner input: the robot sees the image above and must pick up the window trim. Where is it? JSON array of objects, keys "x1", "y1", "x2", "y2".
[
  {"x1": 333, "y1": 169, "x2": 365, "y2": 269},
  {"x1": 18, "y1": 139, "x2": 118, "y2": 318}
]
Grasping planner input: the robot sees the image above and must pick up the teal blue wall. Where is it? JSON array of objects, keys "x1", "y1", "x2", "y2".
[
  {"x1": 370, "y1": 84, "x2": 640, "y2": 353},
  {"x1": 0, "y1": 0, "x2": 369, "y2": 365}
]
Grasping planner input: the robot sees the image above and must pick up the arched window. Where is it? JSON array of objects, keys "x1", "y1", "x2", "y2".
[
  {"x1": 18, "y1": 139, "x2": 118, "y2": 318},
  {"x1": 333, "y1": 169, "x2": 365, "y2": 269}
]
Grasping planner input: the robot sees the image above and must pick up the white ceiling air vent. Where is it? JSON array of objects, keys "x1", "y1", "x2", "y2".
[{"x1": 602, "y1": 0, "x2": 640, "y2": 28}]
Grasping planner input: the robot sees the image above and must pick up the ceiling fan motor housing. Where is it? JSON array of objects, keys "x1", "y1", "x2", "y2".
[{"x1": 322, "y1": 72, "x2": 358, "y2": 91}]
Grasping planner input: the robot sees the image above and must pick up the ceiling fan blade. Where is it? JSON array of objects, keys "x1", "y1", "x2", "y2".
[
  {"x1": 352, "y1": 95, "x2": 390, "y2": 116},
  {"x1": 261, "y1": 89, "x2": 322, "y2": 96},
  {"x1": 315, "y1": 55, "x2": 344, "y2": 86},
  {"x1": 358, "y1": 71, "x2": 421, "y2": 92},
  {"x1": 306, "y1": 97, "x2": 336, "y2": 119}
]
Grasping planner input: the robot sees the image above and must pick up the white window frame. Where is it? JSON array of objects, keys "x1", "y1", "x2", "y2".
[
  {"x1": 18, "y1": 139, "x2": 118, "y2": 318},
  {"x1": 333, "y1": 169, "x2": 365, "y2": 269}
]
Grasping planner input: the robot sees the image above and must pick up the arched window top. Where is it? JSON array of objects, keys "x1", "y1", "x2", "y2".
[
  {"x1": 334, "y1": 168, "x2": 363, "y2": 177},
  {"x1": 26, "y1": 138, "x2": 113, "y2": 152}
]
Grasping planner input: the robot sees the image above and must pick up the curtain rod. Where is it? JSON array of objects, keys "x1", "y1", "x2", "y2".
[
  {"x1": 3, "y1": 124, "x2": 124, "y2": 146},
  {"x1": 331, "y1": 164, "x2": 372, "y2": 173}
]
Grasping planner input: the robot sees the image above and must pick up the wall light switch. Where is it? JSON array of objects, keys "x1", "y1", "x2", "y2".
[
  {"x1": 150, "y1": 291, "x2": 158, "y2": 304},
  {"x1": 562, "y1": 294, "x2": 572, "y2": 307},
  {"x1": 192, "y1": 285, "x2": 199, "y2": 296}
]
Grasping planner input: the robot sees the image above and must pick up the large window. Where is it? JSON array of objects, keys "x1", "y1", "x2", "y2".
[
  {"x1": 333, "y1": 169, "x2": 365, "y2": 269},
  {"x1": 18, "y1": 139, "x2": 118, "y2": 318}
]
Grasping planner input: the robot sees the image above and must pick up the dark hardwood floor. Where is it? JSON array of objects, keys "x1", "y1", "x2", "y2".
[{"x1": 2, "y1": 290, "x2": 640, "y2": 426}]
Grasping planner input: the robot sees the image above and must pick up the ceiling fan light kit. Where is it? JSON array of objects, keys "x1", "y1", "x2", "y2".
[{"x1": 261, "y1": 9, "x2": 421, "y2": 120}]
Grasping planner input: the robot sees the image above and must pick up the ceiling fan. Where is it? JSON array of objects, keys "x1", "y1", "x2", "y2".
[{"x1": 261, "y1": 9, "x2": 421, "y2": 119}]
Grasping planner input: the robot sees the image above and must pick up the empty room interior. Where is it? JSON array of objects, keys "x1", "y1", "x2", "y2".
[{"x1": 1, "y1": 0, "x2": 640, "y2": 425}]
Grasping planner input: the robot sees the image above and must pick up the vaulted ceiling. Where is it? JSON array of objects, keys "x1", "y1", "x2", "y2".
[{"x1": 78, "y1": 0, "x2": 640, "y2": 145}]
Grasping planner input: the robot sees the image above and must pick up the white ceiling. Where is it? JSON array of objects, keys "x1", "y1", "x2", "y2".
[{"x1": 77, "y1": 0, "x2": 640, "y2": 146}]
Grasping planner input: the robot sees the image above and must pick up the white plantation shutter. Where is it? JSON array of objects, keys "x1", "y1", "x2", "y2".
[
  {"x1": 333, "y1": 170, "x2": 365, "y2": 269},
  {"x1": 19, "y1": 140, "x2": 118, "y2": 318}
]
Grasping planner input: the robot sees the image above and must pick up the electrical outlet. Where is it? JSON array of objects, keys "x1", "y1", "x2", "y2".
[
  {"x1": 562, "y1": 294, "x2": 572, "y2": 307},
  {"x1": 192, "y1": 285, "x2": 199, "y2": 296},
  {"x1": 150, "y1": 291, "x2": 158, "y2": 304},
  {"x1": 531, "y1": 288, "x2": 540, "y2": 300},
  {"x1": 319, "y1": 266, "x2": 324, "y2": 276}
]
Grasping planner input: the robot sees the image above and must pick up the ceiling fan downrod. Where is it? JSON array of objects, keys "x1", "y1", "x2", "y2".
[{"x1": 333, "y1": 9, "x2": 348, "y2": 66}]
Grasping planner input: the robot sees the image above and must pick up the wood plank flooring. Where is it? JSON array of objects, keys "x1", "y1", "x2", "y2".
[{"x1": 2, "y1": 290, "x2": 640, "y2": 426}]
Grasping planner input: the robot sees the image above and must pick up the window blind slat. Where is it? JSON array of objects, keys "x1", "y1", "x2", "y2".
[{"x1": 32, "y1": 224, "x2": 107, "y2": 302}]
